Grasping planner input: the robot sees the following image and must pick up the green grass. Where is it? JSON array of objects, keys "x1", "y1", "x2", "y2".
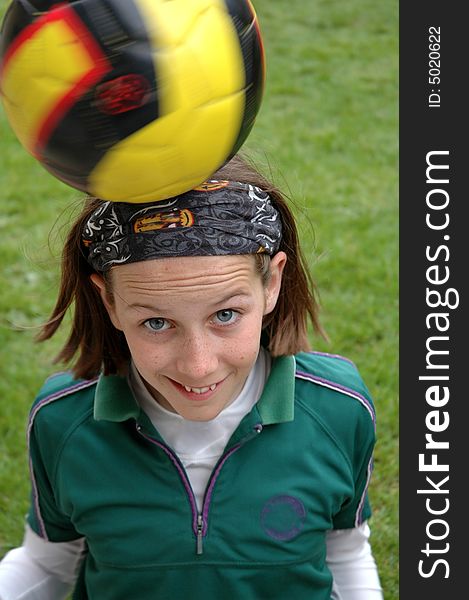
[{"x1": 0, "y1": 0, "x2": 398, "y2": 597}]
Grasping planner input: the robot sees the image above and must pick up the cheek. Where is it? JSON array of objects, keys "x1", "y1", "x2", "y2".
[
  {"x1": 227, "y1": 342, "x2": 258, "y2": 363},
  {"x1": 121, "y1": 331, "x2": 163, "y2": 369},
  {"x1": 227, "y1": 317, "x2": 264, "y2": 364}
]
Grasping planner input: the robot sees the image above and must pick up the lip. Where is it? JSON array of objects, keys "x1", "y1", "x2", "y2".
[{"x1": 169, "y1": 377, "x2": 226, "y2": 401}]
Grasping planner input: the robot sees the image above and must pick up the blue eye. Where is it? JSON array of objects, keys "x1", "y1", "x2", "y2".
[
  {"x1": 214, "y1": 309, "x2": 238, "y2": 325},
  {"x1": 144, "y1": 318, "x2": 171, "y2": 332}
]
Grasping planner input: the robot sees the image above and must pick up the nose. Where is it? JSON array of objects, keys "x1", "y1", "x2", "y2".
[{"x1": 175, "y1": 329, "x2": 219, "y2": 382}]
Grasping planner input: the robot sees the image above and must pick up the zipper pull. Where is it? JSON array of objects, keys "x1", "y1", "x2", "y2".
[{"x1": 196, "y1": 514, "x2": 204, "y2": 555}]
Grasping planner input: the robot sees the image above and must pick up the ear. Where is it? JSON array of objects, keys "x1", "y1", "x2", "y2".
[
  {"x1": 90, "y1": 273, "x2": 123, "y2": 331},
  {"x1": 263, "y1": 251, "x2": 287, "y2": 316}
]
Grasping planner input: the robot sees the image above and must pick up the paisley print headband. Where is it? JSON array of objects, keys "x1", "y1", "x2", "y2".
[{"x1": 82, "y1": 181, "x2": 282, "y2": 272}]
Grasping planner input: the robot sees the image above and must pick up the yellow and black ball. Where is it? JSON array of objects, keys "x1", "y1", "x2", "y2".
[{"x1": 0, "y1": 0, "x2": 265, "y2": 202}]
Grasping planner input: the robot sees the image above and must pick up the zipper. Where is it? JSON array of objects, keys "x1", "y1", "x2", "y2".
[
  {"x1": 136, "y1": 422, "x2": 263, "y2": 555},
  {"x1": 196, "y1": 514, "x2": 204, "y2": 555},
  {"x1": 197, "y1": 423, "x2": 263, "y2": 555}
]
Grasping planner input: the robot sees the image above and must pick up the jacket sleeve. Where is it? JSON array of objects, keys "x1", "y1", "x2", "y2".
[
  {"x1": 27, "y1": 401, "x2": 82, "y2": 542},
  {"x1": 295, "y1": 352, "x2": 377, "y2": 530},
  {"x1": 331, "y1": 401, "x2": 375, "y2": 530}
]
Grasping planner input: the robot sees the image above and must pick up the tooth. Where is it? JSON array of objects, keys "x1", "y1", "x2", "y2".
[{"x1": 183, "y1": 384, "x2": 215, "y2": 394}]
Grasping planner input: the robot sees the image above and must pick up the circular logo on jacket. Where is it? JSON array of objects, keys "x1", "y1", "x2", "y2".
[{"x1": 260, "y1": 494, "x2": 306, "y2": 541}]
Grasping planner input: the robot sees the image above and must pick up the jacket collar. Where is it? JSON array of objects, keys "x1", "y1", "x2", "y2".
[
  {"x1": 94, "y1": 355, "x2": 296, "y2": 425},
  {"x1": 93, "y1": 373, "x2": 140, "y2": 422},
  {"x1": 256, "y1": 355, "x2": 295, "y2": 424}
]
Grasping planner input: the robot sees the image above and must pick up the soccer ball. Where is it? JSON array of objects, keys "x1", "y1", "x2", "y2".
[{"x1": 0, "y1": 0, "x2": 264, "y2": 202}]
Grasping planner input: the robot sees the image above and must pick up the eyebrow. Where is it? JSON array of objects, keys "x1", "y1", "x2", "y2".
[
  {"x1": 126, "y1": 292, "x2": 253, "y2": 313},
  {"x1": 213, "y1": 291, "x2": 253, "y2": 306}
]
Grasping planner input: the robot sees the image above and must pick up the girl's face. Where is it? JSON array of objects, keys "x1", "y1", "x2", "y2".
[{"x1": 92, "y1": 253, "x2": 286, "y2": 421}]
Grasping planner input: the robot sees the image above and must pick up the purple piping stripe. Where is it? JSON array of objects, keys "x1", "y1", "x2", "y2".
[
  {"x1": 295, "y1": 370, "x2": 376, "y2": 427},
  {"x1": 307, "y1": 351, "x2": 356, "y2": 366},
  {"x1": 28, "y1": 378, "x2": 99, "y2": 436},
  {"x1": 29, "y1": 456, "x2": 47, "y2": 540},
  {"x1": 27, "y1": 378, "x2": 98, "y2": 542},
  {"x1": 202, "y1": 444, "x2": 242, "y2": 535},
  {"x1": 355, "y1": 457, "x2": 374, "y2": 526},
  {"x1": 140, "y1": 433, "x2": 199, "y2": 535}
]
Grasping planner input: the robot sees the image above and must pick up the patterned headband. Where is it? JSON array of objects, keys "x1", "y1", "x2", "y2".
[{"x1": 82, "y1": 181, "x2": 282, "y2": 272}]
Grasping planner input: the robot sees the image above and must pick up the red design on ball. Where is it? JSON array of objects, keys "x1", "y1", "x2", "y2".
[{"x1": 95, "y1": 74, "x2": 150, "y2": 115}]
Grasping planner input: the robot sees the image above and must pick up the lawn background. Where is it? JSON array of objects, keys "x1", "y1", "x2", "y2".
[{"x1": 0, "y1": 0, "x2": 398, "y2": 597}]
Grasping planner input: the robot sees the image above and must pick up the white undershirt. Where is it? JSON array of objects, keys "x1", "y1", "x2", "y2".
[
  {"x1": 0, "y1": 350, "x2": 383, "y2": 599},
  {"x1": 130, "y1": 349, "x2": 269, "y2": 511}
]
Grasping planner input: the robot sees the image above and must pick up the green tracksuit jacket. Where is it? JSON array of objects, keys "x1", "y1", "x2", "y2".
[{"x1": 27, "y1": 351, "x2": 376, "y2": 599}]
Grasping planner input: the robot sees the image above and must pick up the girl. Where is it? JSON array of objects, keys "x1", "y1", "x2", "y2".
[{"x1": 0, "y1": 155, "x2": 383, "y2": 599}]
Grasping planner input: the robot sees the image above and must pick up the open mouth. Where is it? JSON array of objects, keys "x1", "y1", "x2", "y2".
[
  {"x1": 182, "y1": 383, "x2": 217, "y2": 394},
  {"x1": 169, "y1": 377, "x2": 226, "y2": 399}
]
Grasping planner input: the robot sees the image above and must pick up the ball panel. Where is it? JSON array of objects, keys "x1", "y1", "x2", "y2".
[
  {"x1": 1, "y1": 16, "x2": 102, "y2": 154},
  {"x1": 0, "y1": 3, "x2": 111, "y2": 160},
  {"x1": 88, "y1": 90, "x2": 244, "y2": 202},
  {"x1": 180, "y1": 89, "x2": 246, "y2": 174},
  {"x1": 138, "y1": 0, "x2": 245, "y2": 113},
  {"x1": 134, "y1": 0, "x2": 223, "y2": 48},
  {"x1": 30, "y1": 0, "x2": 160, "y2": 191},
  {"x1": 180, "y1": 4, "x2": 246, "y2": 101}
]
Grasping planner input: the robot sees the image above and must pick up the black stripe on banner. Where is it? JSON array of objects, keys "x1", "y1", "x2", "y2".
[{"x1": 400, "y1": 2, "x2": 466, "y2": 597}]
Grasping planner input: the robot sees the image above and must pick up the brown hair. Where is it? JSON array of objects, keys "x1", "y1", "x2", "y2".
[{"x1": 37, "y1": 154, "x2": 325, "y2": 379}]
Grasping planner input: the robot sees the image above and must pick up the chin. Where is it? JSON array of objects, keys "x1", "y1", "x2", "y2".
[{"x1": 180, "y1": 405, "x2": 225, "y2": 422}]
